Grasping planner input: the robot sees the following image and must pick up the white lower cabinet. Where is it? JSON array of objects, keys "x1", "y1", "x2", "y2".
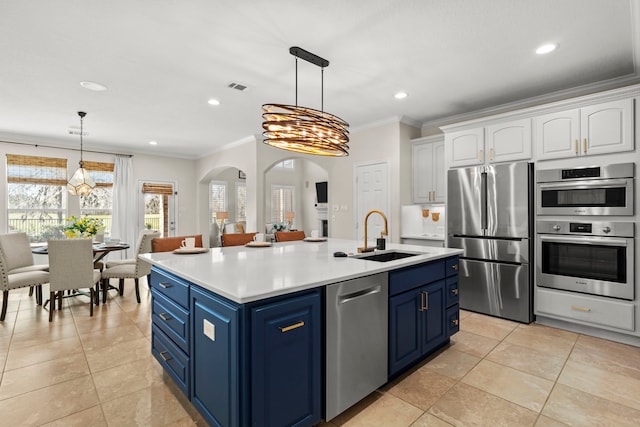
[{"x1": 536, "y1": 287, "x2": 635, "y2": 332}]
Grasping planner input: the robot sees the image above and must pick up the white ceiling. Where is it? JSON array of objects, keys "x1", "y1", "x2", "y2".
[{"x1": 1, "y1": 0, "x2": 639, "y2": 159}]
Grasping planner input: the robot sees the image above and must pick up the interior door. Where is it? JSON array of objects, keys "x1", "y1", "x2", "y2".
[
  {"x1": 355, "y1": 162, "x2": 389, "y2": 243},
  {"x1": 140, "y1": 181, "x2": 176, "y2": 237}
]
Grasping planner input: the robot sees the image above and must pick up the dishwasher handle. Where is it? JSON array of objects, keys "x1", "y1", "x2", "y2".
[{"x1": 338, "y1": 285, "x2": 382, "y2": 305}]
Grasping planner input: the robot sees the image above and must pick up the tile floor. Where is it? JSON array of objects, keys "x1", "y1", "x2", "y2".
[{"x1": 1, "y1": 282, "x2": 640, "y2": 426}]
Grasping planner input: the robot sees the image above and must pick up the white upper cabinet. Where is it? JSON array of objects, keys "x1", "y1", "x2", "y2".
[
  {"x1": 412, "y1": 136, "x2": 445, "y2": 203},
  {"x1": 486, "y1": 118, "x2": 532, "y2": 163},
  {"x1": 535, "y1": 98, "x2": 634, "y2": 160},
  {"x1": 446, "y1": 128, "x2": 484, "y2": 167}
]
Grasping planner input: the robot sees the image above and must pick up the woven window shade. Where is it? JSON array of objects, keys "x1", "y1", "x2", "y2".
[
  {"x1": 141, "y1": 183, "x2": 174, "y2": 195},
  {"x1": 82, "y1": 161, "x2": 114, "y2": 188},
  {"x1": 6, "y1": 154, "x2": 67, "y2": 185}
]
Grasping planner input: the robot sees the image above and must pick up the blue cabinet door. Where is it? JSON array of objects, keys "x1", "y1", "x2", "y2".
[
  {"x1": 389, "y1": 289, "x2": 422, "y2": 377},
  {"x1": 191, "y1": 287, "x2": 240, "y2": 427},
  {"x1": 251, "y1": 291, "x2": 321, "y2": 427},
  {"x1": 422, "y1": 280, "x2": 447, "y2": 354}
]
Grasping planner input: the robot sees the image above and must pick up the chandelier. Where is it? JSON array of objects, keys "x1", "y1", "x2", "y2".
[
  {"x1": 67, "y1": 111, "x2": 96, "y2": 196},
  {"x1": 262, "y1": 47, "x2": 349, "y2": 157}
]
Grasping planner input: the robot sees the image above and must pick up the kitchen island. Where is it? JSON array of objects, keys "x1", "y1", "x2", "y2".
[{"x1": 140, "y1": 239, "x2": 462, "y2": 427}]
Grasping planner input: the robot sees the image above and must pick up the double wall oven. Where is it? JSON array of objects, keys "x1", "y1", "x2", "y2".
[{"x1": 536, "y1": 163, "x2": 635, "y2": 301}]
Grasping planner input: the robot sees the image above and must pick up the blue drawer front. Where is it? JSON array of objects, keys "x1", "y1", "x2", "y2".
[
  {"x1": 152, "y1": 290, "x2": 189, "y2": 353},
  {"x1": 447, "y1": 304, "x2": 460, "y2": 336},
  {"x1": 389, "y1": 260, "x2": 444, "y2": 296},
  {"x1": 446, "y1": 277, "x2": 459, "y2": 308},
  {"x1": 151, "y1": 268, "x2": 189, "y2": 308},
  {"x1": 446, "y1": 257, "x2": 459, "y2": 277},
  {"x1": 152, "y1": 326, "x2": 189, "y2": 396}
]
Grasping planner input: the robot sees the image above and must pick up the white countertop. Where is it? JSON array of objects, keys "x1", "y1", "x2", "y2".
[
  {"x1": 140, "y1": 238, "x2": 462, "y2": 304},
  {"x1": 400, "y1": 234, "x2": 445, "y2": 241}
]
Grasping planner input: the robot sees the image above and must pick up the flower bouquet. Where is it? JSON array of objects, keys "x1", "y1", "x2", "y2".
[{"x1": 64, "y1": 215, "x2": 105, "y2": 238}]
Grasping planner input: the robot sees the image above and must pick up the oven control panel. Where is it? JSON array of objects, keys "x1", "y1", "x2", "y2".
[{"x1": 537, "y1": 220, "x2": 635, "y2": 237}]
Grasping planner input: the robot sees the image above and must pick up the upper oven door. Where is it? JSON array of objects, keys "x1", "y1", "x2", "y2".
[{"x1": 536, "y1": 178, "x2": 634, "y2": 215}]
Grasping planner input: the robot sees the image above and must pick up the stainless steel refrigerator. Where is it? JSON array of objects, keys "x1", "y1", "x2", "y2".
[{"x1": 447, "y1": 161, "x2": 534, "y2": 323}]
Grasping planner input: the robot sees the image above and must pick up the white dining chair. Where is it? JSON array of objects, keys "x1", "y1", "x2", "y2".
[
  {"x1": 0, "y1": 232, "x2": 49, "y2": 304},
  {"x1": 0, "y1": 243, "x2": 50, "y2": 321},
  {"x1": 47, "y1": 239, "x2": 101, "y2": 322}
]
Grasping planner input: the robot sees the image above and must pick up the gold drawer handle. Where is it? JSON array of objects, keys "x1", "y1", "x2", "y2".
[
  {"x1": 574, "y1": 139, "x2": 579, "y2": 154},
  {"x1": 424, "y1": 291, "x2": 428, "y2": 310},
  {"x1": 158, "y1": 282, "x2": 172, "y2": 289},
  {"x1": 159, "y1": 312, "x2": 172, "y2": 321},
  {"x1": 583, "y1": 138, "x2": 587, "y2": 154},
  {"x1": 451, "y1": 264, "x2": 459, "y2": 271},
  {"x1": 159, "y1": 351, "x2": 173, "y2": 362},
  {"x1": 280, "y1": 321, "x2": 305, "y2": 333},
  {"x1": 451, "y1": 288, "x2": 459, "y2": 295},
  {"x1": 489, "y1": 148, "x2": 494, "y2": 161},
  {"x1": 452, "y1": 319, "x2": 459, "y2": 326},
  {"x1": 571, "y1": 305, "x2": 591, "y2": 312}
]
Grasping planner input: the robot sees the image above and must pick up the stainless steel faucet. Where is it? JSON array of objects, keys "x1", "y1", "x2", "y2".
[{"x1": 358, "y1": 210, "x2": 388, "y2": 253}]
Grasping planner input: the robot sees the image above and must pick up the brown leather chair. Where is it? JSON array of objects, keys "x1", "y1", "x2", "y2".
[
  {"x1": 222, "y1": 233, "x2": 256, "y2": 247},
  {"x1": 274, "y1": 231, "x2": 305, "y2": 242},
  {"x1": 151, "y1": 235, "x2": 203, "y2": 252}
]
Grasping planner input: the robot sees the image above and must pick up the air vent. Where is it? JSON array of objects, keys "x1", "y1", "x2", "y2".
[
  {"x1": 68, "y1": 128, "x2": 88, "y2": 136},
  {"x1": 228, "y1": 82, "x2": 248, "y2": 91}
]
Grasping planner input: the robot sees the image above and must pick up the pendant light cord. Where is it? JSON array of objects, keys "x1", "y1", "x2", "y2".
[
  {"x1": 295, "y1": 57, "x2": 298, "y2": 107},
  {"x1": 79, "y1": 114, "x2": 84, "y2": 163}
]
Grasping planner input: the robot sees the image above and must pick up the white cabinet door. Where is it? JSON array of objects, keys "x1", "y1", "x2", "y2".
[
  {"x1": 486, "y1": 118, "x2": 532, "y2": 163},
  {"x1": 433, "y1": 140, "x2": 446, "y2": 203},
  {"x1": 447, "y1": 128, "x2": 484, "y2": 167},
  {"x1": 581, "y1": 98, "x2": 634, "y2": 156},
  {"x1": 534, "y1": 109, "x2": 580, "y2": 160},
  {"x1": 412, "y1": 142, "x2": 434, "y2": 204}
]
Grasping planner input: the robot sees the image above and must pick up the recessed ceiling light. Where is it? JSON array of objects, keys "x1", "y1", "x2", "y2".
[
  {"x1": 394, "y1": 91, "x2": 408, "y2": 100},
  {"x1": 208, "y1": 98, "x2": 221, "y2": 106},
  {"x1": 79, "y1": 81, "x2": 107, "y2": 91},
  {"x1": 149, "y1": 141, "x2": 158, "y2": 146},
  {"x1": 536, "y1": 43, "x2": 557, "y2": 55}
]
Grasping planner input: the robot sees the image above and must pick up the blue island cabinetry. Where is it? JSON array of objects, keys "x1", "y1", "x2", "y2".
[{"x1": 150, "y1": 267, "x2": 322, "y2": 427}]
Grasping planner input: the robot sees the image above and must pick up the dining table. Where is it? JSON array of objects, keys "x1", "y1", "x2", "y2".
[{"x1": 32, "y1": 241, "x2": 130, "y2": 307}]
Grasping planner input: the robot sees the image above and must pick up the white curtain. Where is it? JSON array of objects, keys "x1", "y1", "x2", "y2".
[{"x1": 111, "y1": 156, "x2": 136, "y2": 258}]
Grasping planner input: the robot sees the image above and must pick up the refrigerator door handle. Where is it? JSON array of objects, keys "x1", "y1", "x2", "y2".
[{"x1": 481, "y1": 170, "x2": 487, "y2": 231}]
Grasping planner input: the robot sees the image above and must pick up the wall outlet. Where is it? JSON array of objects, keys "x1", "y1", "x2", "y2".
[{"x1": 203, "y1": 319, "x2": 215, "y2": 341}]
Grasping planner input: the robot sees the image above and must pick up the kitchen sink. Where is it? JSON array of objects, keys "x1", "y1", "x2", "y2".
[{"x1": 354, "y1": 251, "x2": 419, "y2": 262}]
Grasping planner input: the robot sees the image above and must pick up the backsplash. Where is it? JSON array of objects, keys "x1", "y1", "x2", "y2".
[{"x1": 401, "y1": 204, "x2": 446, "y2": 237}]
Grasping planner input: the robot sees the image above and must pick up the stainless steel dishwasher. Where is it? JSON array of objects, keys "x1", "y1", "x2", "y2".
[{"x1": 325, "y1": 272, "x2": 388, "y2": 421}]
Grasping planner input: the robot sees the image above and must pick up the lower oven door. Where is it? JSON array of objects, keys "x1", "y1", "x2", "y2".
[{"x1": 536, "y1": 234, "x2": 634, "y2": 300}]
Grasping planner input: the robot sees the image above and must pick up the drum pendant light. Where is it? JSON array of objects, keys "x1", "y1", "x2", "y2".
[
  {"x1": 262, "y1": 47, "x2": 349, "y2": 156},
  {"x1": 67, "y1": 111, "x2": 96, "y2": 196}
]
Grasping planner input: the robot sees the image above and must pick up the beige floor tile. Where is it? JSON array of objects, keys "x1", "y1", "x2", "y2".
[
  {"x1": 5, "y1": 335, "x2": 84, "y2": 371},
  {"x1": 387, "y1": 366, "x2": 457, "y2": 410},
  {"x1": 137, "y1": 319, "x2": 153, "y2": 338},
  {"x1": 557, "y1": 359, "x2": 640, "y2": 411},
  {"x1": 0, "y1": 334, "x2": 11, "y2": 353},
  {"x1": 0, "y1": 316, "x2": 16, "y2": 337},
  {"x1": 41, "y1": 405, "x2": 107, "y2": 427},
  {"x1": 79, "y1": 324, "x2": 145, "y2": 352},
  {"x1": 329, "y1": 390, "x2": 384, "y2": 426},
  {"x1": 461, "y1": 359, "x2": 554, "y2": 412},
  {"x1": 460, "y1": 313, "x2": 519, "y2": 341},
  {"x1": 410, "y1": 412, "x2": 454, "y2": 426},
  {"x1": 542, "y1": 383, "x2": 640, "y2": 426},
  {"x1": 429, "y1": 382, "x2": 539, "y2": 426},
  {"x1": 0, "y1": 352, "x2": 90, "y2": 400},
  {"x1": 8, "y1": 320, "x2": 78, "y2": 350},
  {"x1": 534, "y1": 414, "x2": 570, "y2": 426},
  {"x1": 503, "y1": 323, "x2": 577, "y2": 358},
  {"x1": 459, "y1": 309, "x2": 473, "y2": 320},
  {"x1": 73, "y1": 310, "x2": 134, "y2": 335},
  {"x1": 571, "y1": 334, "x2": 640, "y2": 381},
  {"x1": 101, "y1": 383, "x2": 191, "y2": 426},
  {"x1": 0, "y1": 375, "x2": 99, "y2": 426},
  {"x1": 423, "y1": 347, "x2": 481, "y2": 380},
  {"x1": 486, "y1": 341, "x2": 568, "y2": 381},
  {"x1": 92, "y1": 356, "x2": 165, "y2": 402},
  {"x1": 164, "y1": 417, "x2": 199, "y2": 427},
  {"x1": 448, "y1": 330, "x2": 500, "y2": 358},
  {"x1": 85, "y1": 336, "x2": 151, "y2": 374},
  {"x1": 341, "y1": 392, "x2": 423, "y2": 427}
]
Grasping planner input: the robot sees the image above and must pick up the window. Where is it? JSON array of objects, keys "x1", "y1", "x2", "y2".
[
  {"x1": 80, "y1": 161, "x2": 114, "y2": 235},
  {"x1": 271, "y1": 185, "x2": 294, "y2": 223},
  {"x1": 141, "y1": 182, "x2": 174, "y2": 236},
  {"x1": 210, "y1": 181, "x2": 227, "y2": 222},
  {"x1": 6, "y1": 154, "x2": 67, "y2": 242},
  {"x1": 236, "y1": 181, "x2": 246, "y2": 222},
  {"x1": 273, "y1": 159, "x2": 295, "y2": 169}
]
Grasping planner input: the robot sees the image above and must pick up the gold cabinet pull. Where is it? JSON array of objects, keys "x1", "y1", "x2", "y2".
[
  {"x1": 451, "y1": 288, "x2": 459, "y2": 295},
  {"x1": 574, "y1": 139, "x2": 578, "y2": 154},
  {"x1": 158, "y1": 281, "x2": 171, "y2": 289},
  {"x1": 159, "y1": 350, "x2": 172, "y2": 362},
  {"x1": 571, "y1": 305, "x2": 591, "y2": 312},
  {"x1": 280, "y1": 321, "x2": 305, "y2": 333},
  {"x1": 418, "y1": 292, "x2": 424, "y2": 312},
  {"x1": 452, "y1": 319, "x2": 459, "y2": 326},
  {"x1": 159, "y1": 312, "x2": 172, "y2": 322},
  {"x1": 583, "y1": 138, "x2": 587, "y2": 154},
  {"x1": 451, "y1": 264, "x2": 459, "y2": 271},
  {"x1": 489, "y1": 148, "x2": 494, "y2": 161},
  {"x1": 478, "y1": 149, "x2": 483, "y2": 162},
  {"x1": 424, "y1": 291, "x2": 429, "y2": 310}
]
